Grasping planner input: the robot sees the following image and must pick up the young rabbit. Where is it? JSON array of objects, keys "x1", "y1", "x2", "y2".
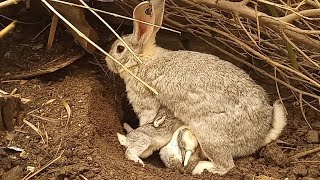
[
  {"x1": 117, "y1": 107, "x2": 185, "y2": 166},
  {"x1": 108, "y1": 0, "x2": 287, "y2": 175}
]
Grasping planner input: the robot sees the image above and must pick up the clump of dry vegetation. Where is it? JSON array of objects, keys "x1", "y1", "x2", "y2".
[{"x1": 119, "y1": 0, "x2": 320, "y2": 120}]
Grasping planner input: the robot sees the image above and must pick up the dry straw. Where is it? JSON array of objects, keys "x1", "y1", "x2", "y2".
[{"x1": 120, "y1": 0, "x2": 320, "y2": 120}]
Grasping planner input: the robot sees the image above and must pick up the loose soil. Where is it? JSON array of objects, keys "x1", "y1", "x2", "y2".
[{"x1": 1, "y1": 13, "x2": 320, "y2": 180}]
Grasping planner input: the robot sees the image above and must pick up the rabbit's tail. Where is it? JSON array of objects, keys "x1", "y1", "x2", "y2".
[{"x1": 263, "y1": 100, "x2": 287, "y2": 146}]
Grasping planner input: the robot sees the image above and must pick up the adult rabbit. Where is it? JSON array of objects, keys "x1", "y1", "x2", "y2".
[{"x1": 107, "y1": 0, "x2": 286, "y2": 175}]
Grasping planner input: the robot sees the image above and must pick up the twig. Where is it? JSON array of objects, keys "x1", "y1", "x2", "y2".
[
  {"x1": 282, "y1": 31, "x2": 320, "y2": 69},
  {"x1": 2, "y1": 52, "x2": 85, "y2": 80},
  {"x1": 299, "y1": 94, "x2": 312, "y2": 129},
  {"x1": 292, "y1": 146, "x2": 320, "y2": 159},
  {"x1": 236, "y1": 15, "x2": 260, "y2": 49},
  {"x1": 10, "y1": 88, "x2": 17, "y2": 95},
  {"x1": 0, "y1": 89, "x2": 9, "y2": 95},
  {"x1": 33, "y1": 23, "x2": 51, "y2": 40},
  {"x1": 166, "y1": 20, "x2": 320, "y2": 89},
  {"x1": 254, "y1": 4, "x2": 261, "y2": 45},
  {"x1": 47, "y1": 15, "x2": 59, "y2": 50},
  {"x1": 0, "y1": 0, "x2": 21, "y2": 8},
  {"x1": 23, "y1": 150, "x2": 65, "y2": 180},
  {"x1": 79, "y1": 174, "x2": 89, "y2": 180},
  {"x1": 41, "y1": 0, "x2": 158, "y2": 95},
  {"x1": 0, "y1": 21, "x2": 16, "y2": 39},
  {"x1": 48, "y1": 0, "x2": 180, "y2": 34}
]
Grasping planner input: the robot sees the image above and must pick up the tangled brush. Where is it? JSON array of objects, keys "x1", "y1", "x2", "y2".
[{"x1": 118, "y1": 0, "x2": 320, "y2": 123}]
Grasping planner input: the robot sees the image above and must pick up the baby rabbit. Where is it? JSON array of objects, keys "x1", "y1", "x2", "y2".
[
  {"x1": 117, "y1": 107, "x2": 184, "y2": 166},
  {"x1": 108, "y1": 0, "x2": 287, "y2": 175}
]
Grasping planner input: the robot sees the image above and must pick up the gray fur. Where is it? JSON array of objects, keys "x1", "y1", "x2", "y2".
[{"x1": 109, "y1": 0, "x2": 287, "y2": 175}]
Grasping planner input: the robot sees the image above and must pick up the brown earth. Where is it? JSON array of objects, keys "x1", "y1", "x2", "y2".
[{"x1": 1, "y1": 12, "x2": 320, "y2": 180}]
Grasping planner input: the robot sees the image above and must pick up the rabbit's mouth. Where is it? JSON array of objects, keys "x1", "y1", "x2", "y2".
[{"x1": 105, "y1": 59, "x2": 119, "y2": 74}]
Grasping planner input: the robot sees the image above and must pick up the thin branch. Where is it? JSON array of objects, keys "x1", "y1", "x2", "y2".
[
  {"x1": 0, "y1": 0, "x2": 21, "y2": 8},
  {"x1": 236, "y1": 15, "x2": 260, "y2": 49},
  {"x1": 23, "y1": 150, "x2": 65, "y2": 180},
  {"x1": 0, "y1": 21, "x2": 16, "y2": 39},
  {"x1": 282, "y1": 31, "x2": 320, "y2": 69},
  {"x1": 49, "y1": 0, "x2": 180, "y2": 34}
]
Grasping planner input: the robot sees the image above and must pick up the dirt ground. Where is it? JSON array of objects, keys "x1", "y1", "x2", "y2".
[{"x1": 1, "y1": 13, "x2": 320, "y2": 180}]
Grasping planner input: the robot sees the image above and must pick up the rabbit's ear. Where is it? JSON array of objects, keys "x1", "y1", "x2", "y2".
[
  {"x1": 117, "y1": 133, "x2": 128, "y2": 147},
  {"x1": 132, "y1": 2, "x2": 156, "y2": 45},
  {"x1": 151, "y1": 0, "x2": 165, "y2": 35}
]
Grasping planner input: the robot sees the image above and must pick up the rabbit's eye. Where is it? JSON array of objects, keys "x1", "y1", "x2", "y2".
[{"x1": 116, "y1": 45, "x2": 125, "y2": 53}]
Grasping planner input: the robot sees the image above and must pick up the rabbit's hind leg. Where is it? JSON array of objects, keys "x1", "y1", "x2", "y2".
[
  {"x1": 125, "y1": 148, "x2": 145, "y2": 167},
  {"x1": 127, "y1": 88, "x2": 161, "y2": 126}
]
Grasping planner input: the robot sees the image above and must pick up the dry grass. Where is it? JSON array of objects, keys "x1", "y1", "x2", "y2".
[{"x1": 119, "y1": 0, "x2": 320, "y2": 120}]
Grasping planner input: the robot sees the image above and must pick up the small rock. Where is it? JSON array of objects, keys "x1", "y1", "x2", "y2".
[
  {"x1": 32, "y1": 43, "x2": 44, "y2": 51},
  {"x1": 27, "y1": 166, "x2": 35, "y2": 173},
  {"x1": 40, "y1": 158, "x2": 47, "y2": 166},
  {"x1": 0, "y1": 149, "x2": 8, "y2": 157},
  {"x1": 306, "y1": 130, "x2": 319, "y2": 143},
  {"x1": 4, "y1": 52, "x2": 11, "y2": 59},
  {"x1": 5, "y1": 133, "x2": 15, "y2": 141},
  {"x1": 1, "y1": 165, "x2": 23, "y2": 180},
  {"x1": 87, "y1": 156, "x2": 93, "y2": 161},
  {"x1": 292, "y1": 164, "x2": 308, "y2": 177},
  {"x1": 64, "y1": 149, "x2": 73, "y2": 158},
  {"x1": 263, "y1": 142, "x2": 289, "y2": 167},
  {"x1": 66, "y1": 141, "x2": 77, "y2": 149},
  {"x1": 19, "y1": 151, "x2": 28, "y2": 159},
  {"x1": 55, "y1": 156, "x2": 67, "y2": 166}
]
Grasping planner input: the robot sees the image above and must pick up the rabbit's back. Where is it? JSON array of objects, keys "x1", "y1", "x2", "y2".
[
  {"x1": 140, "y1": 50, "x2": 270, "y2": 114},
  {"x1": 138, "y1": 50, "x2": 273, "y2": 156}
]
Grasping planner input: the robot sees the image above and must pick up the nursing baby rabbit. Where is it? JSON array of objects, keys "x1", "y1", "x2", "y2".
[{"x1": 117, "y1": 108, "x2": 200, "y2": 169}]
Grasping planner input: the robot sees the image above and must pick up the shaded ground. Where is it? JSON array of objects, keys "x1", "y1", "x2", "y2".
[{"x1": 1, "y1": 14, "x2": 320, "y2": 180}]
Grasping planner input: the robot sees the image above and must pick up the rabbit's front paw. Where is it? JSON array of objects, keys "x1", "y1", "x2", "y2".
[
  {"x1": 126, "y1": 153, "x2": 145, "y2": 167},
  {"x1": 139, "y1": 109, "x2": 159, "y2": 126},
  {"x1": 127, "y1": 156, "x2": 145, "y2": 167}
]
